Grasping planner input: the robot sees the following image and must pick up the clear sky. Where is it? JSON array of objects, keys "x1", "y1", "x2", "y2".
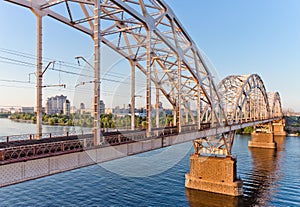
[{"x1": 0, "y1": 0, "x2": 299, "y2": 111}]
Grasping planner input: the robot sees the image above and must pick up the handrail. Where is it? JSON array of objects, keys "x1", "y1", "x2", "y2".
[{"x1": 0, "y1": 117, "x2": 282, "y2": 165}]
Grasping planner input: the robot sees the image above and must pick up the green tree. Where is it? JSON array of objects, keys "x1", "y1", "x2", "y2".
[
  {"x1": 58, "y1": 118, "x2": 65, "y2": 126},
  {"x1": 48, "y1": 118, "x2": 55, "y2": 125},
  {"x1": 31, "y1": 116, "x2": 36, "y2": 123},
  {"x1": 244, "y1": 126, "x2": 253, "y2": 134},
  {"x1": 141, "y1": 120, "x2": 147, "y2": 128}
]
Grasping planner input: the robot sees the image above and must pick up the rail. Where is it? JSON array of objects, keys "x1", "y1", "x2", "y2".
[
  {"x1": 0, "y1": 129, "x2": 93, "y2": 143},
  {"x1": 0, "y1": 123, "x2": 211, "y2": 164},
  {"x1": 1, "y1": 117, "x2": 282, "y2": 165}
]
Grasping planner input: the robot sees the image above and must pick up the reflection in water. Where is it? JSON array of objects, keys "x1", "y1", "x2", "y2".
[
  {"x1": 243, "y1": 147, "x2": 280, "y2": 206},
  {"x1": 185, "y1": 188, "x2": 244, "y2": 207},
  {"x1": 243, "y1": 136, "x2": 285, "y2": 206},
  {"x1": 186, "y1": 136, "x2": 284, "y2": 207},
  {"x1": 274, "y1": 135, "x2": 285, "y2": 151}
]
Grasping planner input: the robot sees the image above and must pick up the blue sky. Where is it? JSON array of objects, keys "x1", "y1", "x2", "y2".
[
  {"x1": 168, "y1": 0, "x2": 300, "y2": 111},
  {"x1": 0, "y1": 0, "x2": 299, "y2": 111}
]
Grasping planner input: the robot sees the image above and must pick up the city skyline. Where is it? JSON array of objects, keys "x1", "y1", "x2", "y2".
[{"x1": 0, "y1": 1, "x2": 300, "y2": 111}]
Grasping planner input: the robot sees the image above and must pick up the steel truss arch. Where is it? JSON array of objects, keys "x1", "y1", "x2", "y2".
[
  {"x1": 5, "y1": 0, "x2": 227, "y2": 133},
  {"x1": 3, "y1": 1, "x2": 284, "y2": 157},
  {"x1": 219, "y1": 74, "x2": 270, "y2": 124},
  {"x1": 268, "y1": 92, "x2": 282, "y2": 118}
]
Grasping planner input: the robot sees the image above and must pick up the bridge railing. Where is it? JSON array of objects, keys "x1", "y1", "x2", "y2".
[
  {"x1": 0, "y1": 123, "x2": 213, "y2": 164},
  {"x1": 0, "y1": 139, "x2": 87, "y2": 164},
  {"x1": 0, "y1": 129, "x2": 93, "y2": 143},
  {"x1": 0, "y1": 116, "x2": 279, "y2": 148},
  {"x1": 0, "y1": 118, "x2": 281, "y2": 165},
  {"x1": 0, "y1": 122, "x2": 215, "y2": 144}
]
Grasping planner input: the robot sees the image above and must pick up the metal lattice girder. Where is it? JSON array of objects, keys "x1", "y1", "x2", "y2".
[
  {"x1": 3, "y1": 0, "x2": 284, "y2": 156},
  {"x1": 267, "y1": 92, "x2": 282, "y2": 118},
  {"x1": 5, "y1": 0, "x2": 227, "y2": 134},
  {"x1": 218, "y1": 74, "x2": 278, "y2": 124},
  {"x1": 192, "y1": 130, "x2": 236, "y2": 156}
]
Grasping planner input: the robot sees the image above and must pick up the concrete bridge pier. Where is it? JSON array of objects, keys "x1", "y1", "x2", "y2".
[
  {"x1": 248, "y1": 132, "x2": 276, "y2": 149},
  {"x1": 248, "y1": 120, "x2": 286, "y2": 149},
  {"x1": 248, "y1": 123, "x2": 276, "y2": 149},
  {"x1": 185, "y1": 155, "x2": 243, "y2": 196},
  {"x1": 273, "y1": 120, "x2": 286, "y2": 136}
]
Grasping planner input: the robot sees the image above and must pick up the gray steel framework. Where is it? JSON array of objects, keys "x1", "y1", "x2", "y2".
[
  {"x1": 218, "y1": 74, "x2": 282, "y2": 121},
  {"x1": 268, "y1": 92, "x2": 282, "y2": 118},
  {"x1": 3, "y1": 0, "x2": 283, "y2": 155}
]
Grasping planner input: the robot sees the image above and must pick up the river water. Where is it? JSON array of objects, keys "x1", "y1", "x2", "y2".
[
  {"x1": 0, "y1": 119, "x2": 299, "y2": 206},
  {"x1": 0, "y1": 118, "x2": 90, "y2": 140}
]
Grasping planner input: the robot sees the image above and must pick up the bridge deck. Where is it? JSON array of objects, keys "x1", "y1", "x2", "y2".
[{"x1": 0, "y1": 118, "x2": 280, "y2": 165}]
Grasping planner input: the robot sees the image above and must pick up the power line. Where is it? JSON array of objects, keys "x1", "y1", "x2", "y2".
[
  {"x1": 0, "y1": 57, "x2": 147, "y2": 87},
  {"x1": 0, "y1": 47, "x2": 130, "y2": 76},
  {"x1": 0, "y1": 78, "x2": 34, "y2": 84},
  {"x1": 0, "y1": 47, "x2": 148, "y2": 85},
  {"x1": 0, "y1": 47, "x2": 83, "y2": 69},
  {"x1": 0, "y1": 54, "x2": 136, "y2": 82},
  {"x1": 0, "y1": 60, "x2": 35, "y2": 68},
  {"x1": 0, "y1": 84, "x2": 35, "y2": 89},
  {"x1": 0, "y1": 82, "x2": 139, "y2": 98},
  {"x1": 0, "y1": 55, "x2": 36, "y2": 66},
  {"x1": 0, "y1": 48, "x2": 150, "y2": 87}
]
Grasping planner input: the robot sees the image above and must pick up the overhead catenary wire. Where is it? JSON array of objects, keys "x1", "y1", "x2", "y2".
[
  {"x1": 0, "y1": 47, "x2": 172, "y2": 107},
  {"x1": 0, "y1": 50, "x2": 147, "y2": 87},
  {"x1": 0, "y1": 47, "x2": 134, "y2": 78},
  {"x1": 0, "y1": 83, "x2": 132, "y2": 98},
  {"x1": 0, "y1": 78, "x2": 35, "y2": 84}
]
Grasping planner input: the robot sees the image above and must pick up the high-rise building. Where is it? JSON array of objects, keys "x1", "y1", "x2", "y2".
[
  {"x1": 63, "y1": 100, "x2": 70, "y2": 116},
  {"x1": 100, "y1": 100, "x2": 105, "y2": 115},
  {"x1": 46, "y1": 95, "x2": 70, "y2": 115},
  {"x1": 56, "y1": 95, "x2": 66, "y2": 114}
]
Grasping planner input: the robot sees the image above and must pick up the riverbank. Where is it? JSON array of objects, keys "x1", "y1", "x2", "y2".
[
  {"x1": 287, "y1": 133, "x2": 300, "y2": 137},
  {"x1": 10, "y1": 119, "x2": 34, "y2": 124},
  {"x1": 8, "y1": 112, "x2": 170, "y2": 129},
  {"x1": 0, "y1": 114, "x2": 9, "y2": 118},
  {"x1": 284, "y1": 116, "x2": 300, "y2": 135}
]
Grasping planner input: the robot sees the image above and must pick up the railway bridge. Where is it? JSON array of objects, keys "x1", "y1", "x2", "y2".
[{"x1": 1, "y1": 0, "x2": 285, "y2": 196}]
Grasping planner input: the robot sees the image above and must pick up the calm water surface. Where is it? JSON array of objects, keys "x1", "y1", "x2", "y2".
[
  {"x1": 0, "y1": 118, "x2": 89, "y2": 137},
  {"x1": 0, "y1": 120, "x2": 299, "y2": 206}
]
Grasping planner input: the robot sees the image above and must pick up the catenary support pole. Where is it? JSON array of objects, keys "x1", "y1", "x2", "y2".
[
  {"x1": 35, "y1": 13, "x2": 43, "y2": 139},
  {"x1": 93, "y1": 0, "x2": 101, "y2": 145},
  {"x1": 131, "y1": 61, "x2": 135, "y2": 130}
]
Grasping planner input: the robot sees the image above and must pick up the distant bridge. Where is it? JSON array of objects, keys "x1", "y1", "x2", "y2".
[{"x1": 1, "y1": 0, "x2": 285, "y2": 196}]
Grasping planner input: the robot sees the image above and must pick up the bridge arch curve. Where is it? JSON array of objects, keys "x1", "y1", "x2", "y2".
[
  {"x1": 219, "y1": 74, "x2": 270, "y2": 123},
  {"x1": 5, "y1": 0, "x2": 227, "y2": 130},
  {"x1": 268, "y1": 92, "x2": 282, "y2": 118},
  {"x1": 3, "y1": 1, "x2": 285, "y2": 157}
]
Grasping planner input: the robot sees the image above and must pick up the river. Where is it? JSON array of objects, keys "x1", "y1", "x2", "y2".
[
  {"x1": 0, "y1": 118, "x2": 90, "y2": 139},
  {"x1": 0, "y1": 119, "x2": 299, "y2": 206}
]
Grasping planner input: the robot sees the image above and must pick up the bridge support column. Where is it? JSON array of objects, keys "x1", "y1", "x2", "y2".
[
  {"x1": 248, "y1": 132, "x2": 276, "y2": 149},
  {"x1": 273, "y1": 120, "x2": 286, "y2": 136},
  {"x1": 185, "y1": 155, "x2": 243, "y2": 196}
]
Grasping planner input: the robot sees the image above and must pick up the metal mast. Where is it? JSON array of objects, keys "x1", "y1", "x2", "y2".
[
  {"x1": 35, "y1": 12, "x2": 43, "y2": 139},
  {"x1": 93, "y1": 0, "x2": 101, "y2": 145}
]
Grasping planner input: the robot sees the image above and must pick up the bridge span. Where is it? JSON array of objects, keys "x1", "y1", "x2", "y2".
[
  {"x1": 1, "y1": 0, "x2": 285, "y2": 196},
  {"x1": 0, "y1": 116, "x2": 284, "y2": 192}
]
